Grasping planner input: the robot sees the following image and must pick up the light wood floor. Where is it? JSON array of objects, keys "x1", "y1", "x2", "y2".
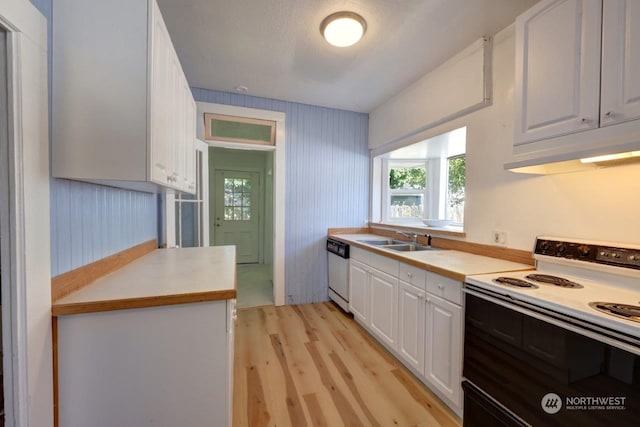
[
  {"x1": 236, "y1": 264, "x2": 273, "y2": 309},
  {"x1": 234, "y1": 302, "x2": 462, "y2": 427}
]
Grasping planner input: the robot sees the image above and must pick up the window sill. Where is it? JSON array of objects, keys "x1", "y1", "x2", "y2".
[{"x1": 369, "y1": 221, "x2": 466, "y2": 238}]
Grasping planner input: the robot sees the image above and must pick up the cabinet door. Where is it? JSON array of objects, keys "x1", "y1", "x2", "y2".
[
  {"x1": 425, "y1": 294, "x2": 463, "y2": 409},
  {"x1": 369, "y1": 269, "x2": 398, "y2": 350},
  {"x1": 397, "y1": 281, "x2": 425, "y2": 374},
  {"x1": 173, "y1": 63, "x2": 186, "y2": 189},
  {"x1": 514, "y1": 0, "x2": 602, "y2": 144},
  {"x1": 184, "y1": 96, "x2": 197, "y2": 193},
  {"x1": 349, "y1": 260, "x2": 369, "y2": 325},
  {"x1": 601, "y1": 0, "x2": 640, "y2": 126},
  {"x1": 149, "y1": 0, "x2": 171, "y2": 185}
]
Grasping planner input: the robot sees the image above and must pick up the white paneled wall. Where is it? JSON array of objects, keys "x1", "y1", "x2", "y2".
[
  {"x1": 193, "y1": 88, "x2": 369, "y2": 304},
  {"x1": 50, "y1": 179, "x2": 158, "y2": 276}
]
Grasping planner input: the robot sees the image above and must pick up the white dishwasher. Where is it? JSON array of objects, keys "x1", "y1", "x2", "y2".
[{"x1": 327, "y1": 238, "x2": 350, "y2": 312}]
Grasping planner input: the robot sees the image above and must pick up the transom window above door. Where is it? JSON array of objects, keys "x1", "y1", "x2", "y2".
[{"x1": 204, "y1": 113, "x2": 276, "y2": 146}]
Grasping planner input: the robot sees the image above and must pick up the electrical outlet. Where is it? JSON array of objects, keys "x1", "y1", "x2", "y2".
[{"x1": 492, "y1": 230, "x2": 507, "y2": 246}]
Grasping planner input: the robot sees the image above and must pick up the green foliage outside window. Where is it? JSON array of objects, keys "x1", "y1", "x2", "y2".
[
  {"x1": 448, "y1": 156, "x2": 465, "y2": 208},
  {"x1": 389, "y1": 167, "x2": 426, "y2": 189}
]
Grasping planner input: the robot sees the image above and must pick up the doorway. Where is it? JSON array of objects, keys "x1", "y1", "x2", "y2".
[
  {"x1": 196, "y1": 101, "x2": 285, "y2": 306},
  {"x1": 210, "y1": 147, "x2": 274, "y2": 308},
  {"x1": 213, "y1": 169, "x2": 261, "y2": 263}
]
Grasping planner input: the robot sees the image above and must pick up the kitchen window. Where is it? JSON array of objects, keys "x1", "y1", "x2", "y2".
[
  {"x1": 373, "y1": 127, "x2": 466, "y2": 228},
  {"x1": 386, "y1": 162, "x2": 427, "y2": 220}
]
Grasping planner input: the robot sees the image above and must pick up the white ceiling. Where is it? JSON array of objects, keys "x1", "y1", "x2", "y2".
[{"x1": 157, "y1": 0, "x2": 539, "y2": 113}]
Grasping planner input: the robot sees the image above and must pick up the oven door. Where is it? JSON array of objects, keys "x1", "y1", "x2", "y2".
[
  {"x1": 462, "y1": 380, "x2": 528, "y2": 427},
  {"x1": 463, "y1": 287, "x2": 640, "y2": 427}
]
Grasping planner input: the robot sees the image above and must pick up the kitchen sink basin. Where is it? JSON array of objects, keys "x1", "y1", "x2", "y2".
[
  {"x1": 382, "y1": 244, "x2": 443, "y2": 252},
  {"x1": 356, "y1": 239, "x2": 405, "y2": 246}
]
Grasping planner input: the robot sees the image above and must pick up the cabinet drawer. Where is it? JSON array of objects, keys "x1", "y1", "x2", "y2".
[
  {"x1": 426, "y1": 272, "x2": 462, "y2": 305},
  {"x1": 350, "y1": 246, "x2": 369, "y2": 263},
  {"x1": 399, "y1": 262, "x2": 426, "y2": 290},
  {"x1": 369, "y1": 252, "x2": 399, "y2": 276}
]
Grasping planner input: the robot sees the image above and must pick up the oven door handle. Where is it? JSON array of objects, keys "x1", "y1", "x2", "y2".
[{"x1": 463, "y1": 287, "x2": 640, "y2": 356}]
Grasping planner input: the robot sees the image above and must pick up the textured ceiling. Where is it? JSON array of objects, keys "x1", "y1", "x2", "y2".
[{"x1": 157, "y1": 0, "x2": 539, "y2": 113}]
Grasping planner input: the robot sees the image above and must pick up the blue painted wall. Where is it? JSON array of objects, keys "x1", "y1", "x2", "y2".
[
  {"x1": 29, "y1": 0, "x2": 159, "y2": 276},
  {"x1": 193, "y1": 88, "x2": 369, "y2": 304}
]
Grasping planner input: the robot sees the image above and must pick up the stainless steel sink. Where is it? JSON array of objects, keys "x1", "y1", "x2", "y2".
[
  {"x1": 356, "y1": 239, "x2": 405, "y2": 246},
  {"x1": 381, "y1": 243, "x2": 442, "y2": 252}
]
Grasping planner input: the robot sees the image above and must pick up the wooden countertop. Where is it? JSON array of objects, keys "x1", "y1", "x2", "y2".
[
  {"x1": 330, "y1": 234, "x2": 533, "y2": 281},
  {"x1": 52, "y1": 246, "x2": 237, "y2": 316}
]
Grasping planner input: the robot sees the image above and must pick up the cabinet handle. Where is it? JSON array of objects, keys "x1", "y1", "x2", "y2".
[
  {"x1": 407, "y1": 272, "x2": 413, "y2": 278},
  {"x1": 580, "y1": 117, "x2": 592, "y2": 124},
  {"x1": 603, "y1": 111, "x2": 615, "y2": 120},
  {"x1": 437, "y1": 284, "x2": 444, "y2": 290}
]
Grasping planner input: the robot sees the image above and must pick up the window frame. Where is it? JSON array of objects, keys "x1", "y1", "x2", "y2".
[
  {"x1": 373, "y1": 126, "x2": 467, "y2": 230},
  {"x1": 444, "y1": 154, "x2": 466, "y2": 226},
  {"x1": 204, "y1": 113, "x2": 276, "y2": 146},
  {"x1": 382, "y1": 160, "x2": 429, "y2": 223}
]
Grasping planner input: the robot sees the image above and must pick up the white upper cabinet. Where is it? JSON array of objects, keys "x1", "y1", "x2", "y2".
[
  {"x1": 53, "y1": 0, "x2": 196, "y2": 194},
  {"x1": 514, "y1": 0, "x2": 602, "y2": 145},
  {"x1": 601, "y1": 0, "x2": 640, "y2": 127},
  {"x1": 150, "y1": 1, "x2": 172, "y2": 186}
]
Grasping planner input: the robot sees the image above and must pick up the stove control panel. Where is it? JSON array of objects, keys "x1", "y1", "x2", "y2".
[
  {"x1": 597, "y1": 248, "x2": 640, "y2": 268},
  {"x1": 535, "y1": 239, "x2": 640, "y2": 270}
]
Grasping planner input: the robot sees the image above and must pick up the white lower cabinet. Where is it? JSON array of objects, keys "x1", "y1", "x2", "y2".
[
  {"x1": 348, "y1": 253, "x2": 463, "y2": 416},
  {"x1": 349, "y1": 259, "x2": 370, "y2": 325},
  {"x1": 369, "y1": 270, "x2": 398, "y2": 349},
  {"x1": 425, "y1": 292, "x2": 463, "y2": 410},
  {"x1": 397, "y1": 281, "x2": 426, "y2": 374},
  {"x1": 57, "y1": 300, "x2": 235, "y2": 427}
]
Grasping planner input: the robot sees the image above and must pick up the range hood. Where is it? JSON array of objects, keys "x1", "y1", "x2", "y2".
[{"x1": 505, "y1": 118, "x2": 640, "y2": 174}]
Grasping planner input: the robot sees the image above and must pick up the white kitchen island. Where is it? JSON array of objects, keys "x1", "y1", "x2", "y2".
[{"x1": 52, "y1": 246, "x2": 237, "y2": 427}]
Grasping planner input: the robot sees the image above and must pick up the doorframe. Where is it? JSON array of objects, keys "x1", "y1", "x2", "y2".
[
  {"x1": 196, "y1": 101, "x2": 286, "y2": 306},
  {"x1": 212, "y1": 167, "x2": 265, "y2": 263},
  {"x1": 0, "y1": 2, "x2": 52, "y2": 425}
]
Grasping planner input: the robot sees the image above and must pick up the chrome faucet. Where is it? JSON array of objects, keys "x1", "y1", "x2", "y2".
[{"x1": 396, "y1": 230, "x2": 418, "y2": 243}]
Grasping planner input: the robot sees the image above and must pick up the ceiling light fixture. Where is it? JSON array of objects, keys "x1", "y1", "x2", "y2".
[{"x1": 320, "y1": 11, "x2": 367, "y2": 47}]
